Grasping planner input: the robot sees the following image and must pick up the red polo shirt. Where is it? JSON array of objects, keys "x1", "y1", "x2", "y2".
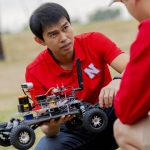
[
  {"x1": 25, "y1": 32, "x2": 123, "y2": 104},
  {"x1": 114, "y1": 19, "x2": 150, "y2": 124}
]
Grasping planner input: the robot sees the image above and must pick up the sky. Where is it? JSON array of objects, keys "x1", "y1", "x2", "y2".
[{"x1": 0, "y1": 0, "x2": 132, "y2": 33}]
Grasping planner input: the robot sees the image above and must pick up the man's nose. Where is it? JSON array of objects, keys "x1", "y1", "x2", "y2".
[{"x1": 60, "y1": 32, "x2": 67, "y2": 42}]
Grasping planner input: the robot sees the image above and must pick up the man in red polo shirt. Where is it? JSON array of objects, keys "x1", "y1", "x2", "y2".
[
  {"x1": 26, "y1": 2, "x2": 129, "y2": 150},
  {"x1": 109, "y1": 0, "x2": 150, "y2": 150}
]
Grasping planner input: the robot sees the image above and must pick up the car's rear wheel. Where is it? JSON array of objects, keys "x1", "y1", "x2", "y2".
[
  {"x1": 0, "y1": 122, "x2": 11, "y2": 147},
  {"x1": 65, "y1": 116, "x2": 83, "y2": 131}
]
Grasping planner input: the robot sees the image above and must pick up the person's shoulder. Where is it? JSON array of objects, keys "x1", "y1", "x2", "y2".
[
  {"x1": 26, "y1": 49, "x2": 46, "y2": 71},
  {"x1": 141, "y1": 18, "x2": 150, "y2": 24},
  {"x1": 75, "y1": 32, "x2": 104, "y2": 40},
  {"x1": 139, "y1": 19, "x2": 150, "y2": 28}
]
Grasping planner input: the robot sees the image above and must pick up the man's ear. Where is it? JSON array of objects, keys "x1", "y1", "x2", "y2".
[{"x1": 34, "y1": 37, "x2": 46, "y2": 46}]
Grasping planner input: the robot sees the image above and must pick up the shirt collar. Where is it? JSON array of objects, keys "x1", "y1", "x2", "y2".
[{"x1": 43, "y1": 38, "x2": 85, "y2": 77}]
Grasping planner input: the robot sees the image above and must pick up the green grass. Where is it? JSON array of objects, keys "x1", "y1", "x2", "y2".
[{"x1": 0, "y1": 19, "x2": 138, "y2": 150}]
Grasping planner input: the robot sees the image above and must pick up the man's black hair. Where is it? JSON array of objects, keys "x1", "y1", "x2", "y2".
[{"x1": 29, "y1": 2, "x2": 71, "y2": 40}]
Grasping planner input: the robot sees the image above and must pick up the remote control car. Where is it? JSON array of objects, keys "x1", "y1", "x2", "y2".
[{"x1": 0, "y1": 58, "x2": 108, "y2": 150}]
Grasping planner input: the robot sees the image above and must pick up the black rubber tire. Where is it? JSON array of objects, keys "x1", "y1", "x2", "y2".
[
  {"x1": 83, "y1": 108, "x2": 108, "y2": 134},
  {"x1": 65, "y1": 117, "x2": 83, "y2": 130},
  {"x1": 10, "y1": 124, "x2": 36, "y2": 150},
  {"x1": 0, "y1": 122, "x2": 11, "y2": 147},
  {"x1": 0, "y1": 122, "x2": 7, "y2": 128}
]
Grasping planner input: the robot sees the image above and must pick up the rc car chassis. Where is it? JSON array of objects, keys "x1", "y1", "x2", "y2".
[{"x1": 0, "y1": 58, "x2": 108, "y2": 150}]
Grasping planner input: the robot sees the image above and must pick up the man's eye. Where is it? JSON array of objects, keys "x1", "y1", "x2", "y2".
[
  {"x1": 50, "y1": 33, "x2": 56, "y2": 37},
  {"x1": 64, "y1": 26, "x2": 68, "y2": 30}
]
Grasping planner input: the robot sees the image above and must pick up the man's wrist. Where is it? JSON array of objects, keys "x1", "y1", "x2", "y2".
[{"x1": 113, "y1": 76, "x2": 122, "y2": 80}]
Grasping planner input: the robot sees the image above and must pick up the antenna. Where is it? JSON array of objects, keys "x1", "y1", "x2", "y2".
[{"x1": 75, "y1": 58, "x2": 83, "y2": 91}]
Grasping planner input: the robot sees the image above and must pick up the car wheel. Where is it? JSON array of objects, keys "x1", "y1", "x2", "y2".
[
  {"x1": 83, "y1": 108, "x2": 108, "y2": 134},
  {"x1": 10, "y1": 124, "x2": 35, "y2": 150}
]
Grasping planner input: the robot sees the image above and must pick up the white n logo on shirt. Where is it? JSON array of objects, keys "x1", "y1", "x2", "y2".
[{"x1": 84, "y1": 63, "x2": 100, "y2": 79}]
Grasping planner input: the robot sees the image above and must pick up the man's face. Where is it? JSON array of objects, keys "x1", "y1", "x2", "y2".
[{"x1": 42, "y1": 17, "x2": 74, "y2": 57}]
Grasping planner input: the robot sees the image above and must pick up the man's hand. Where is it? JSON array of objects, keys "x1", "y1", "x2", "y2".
[
  {"x1": 41, "y1": 115, "x2": 74, "y2": 137},
  {"x1": 53, "y1": 115, "x2": 75, "y2": 125},
  {"x1": 99, "y1": 79, "x2": 121, "y2": 108}
]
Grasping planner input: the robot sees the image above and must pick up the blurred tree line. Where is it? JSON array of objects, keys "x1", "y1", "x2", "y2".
[
  {"x1": 88, "y1": 9, "x2": 121, "y2": 22},
  {"x1": 23, "y1": 8, "x2": 121, "y2": 30},
  {"x1": 72, "y1": 8, "x2": 121, "y2": 24},
  {"x1": 0, "y1": 8, "x2": 121, "y2": 60}
]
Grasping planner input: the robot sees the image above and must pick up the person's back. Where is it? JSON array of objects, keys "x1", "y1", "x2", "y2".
[{"x1": 109, "y1": 0, "x2": 150, "y2": 150}]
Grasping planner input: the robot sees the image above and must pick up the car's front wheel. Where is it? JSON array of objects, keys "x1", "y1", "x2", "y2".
[
  {"x1": 10, "y1": 124, "x2": 36, "y2": 150},
  {"x1": 83, "y1": 108, "x2": 108, "y2": 134}
]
